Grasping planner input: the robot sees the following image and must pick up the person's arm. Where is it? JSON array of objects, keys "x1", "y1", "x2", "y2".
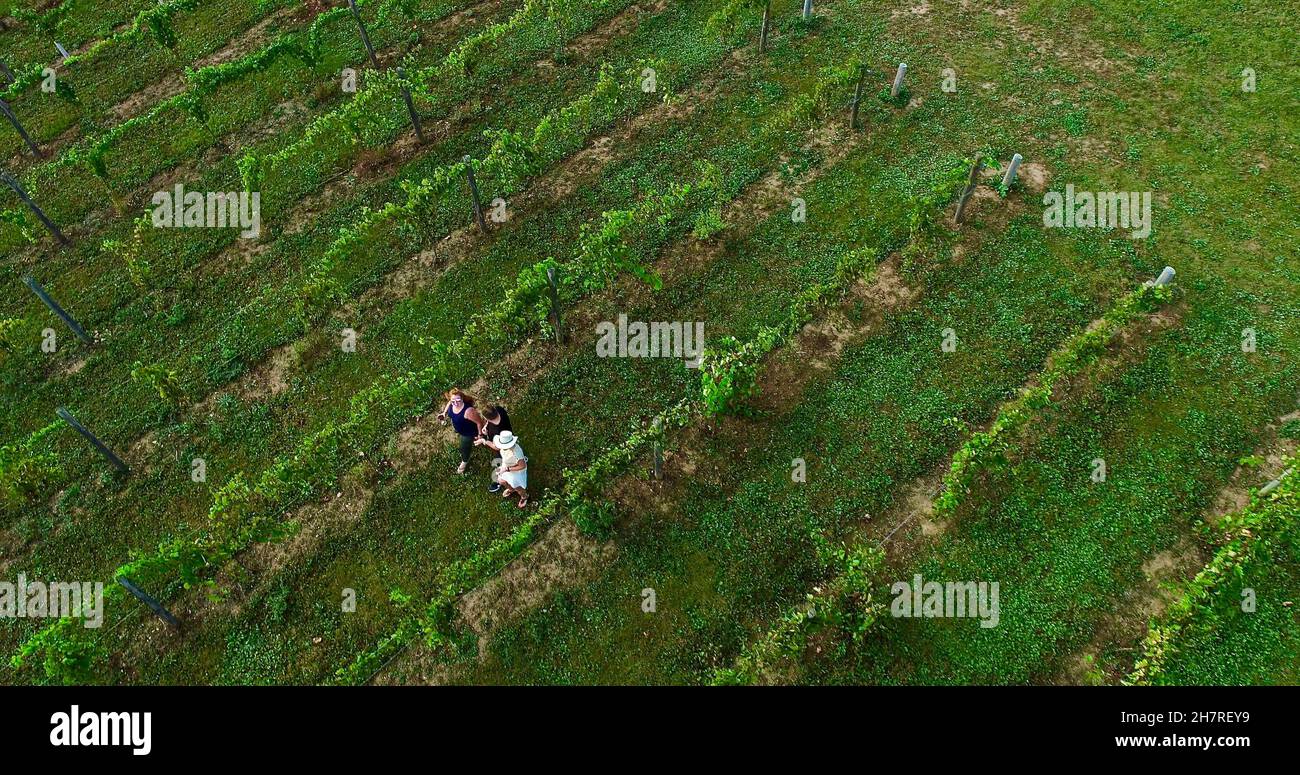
[
  {"x1": 466, "y1": 407, "x2": 486, "y2": 433},
  {"x1": 478, "y1": 439, "x2": 501, "y2": 451},
  {"x1": 435, "y1": 399, "x2": 451, "y2": 421}
]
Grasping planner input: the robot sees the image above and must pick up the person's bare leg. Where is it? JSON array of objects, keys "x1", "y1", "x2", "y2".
[{"x1": 517, "y1": 488, "x2": 528, "y2": 508}]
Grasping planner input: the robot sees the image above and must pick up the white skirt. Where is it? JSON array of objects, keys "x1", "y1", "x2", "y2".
[{"x1": 500, "y1": 467, "x2": 527, "y2": 490}]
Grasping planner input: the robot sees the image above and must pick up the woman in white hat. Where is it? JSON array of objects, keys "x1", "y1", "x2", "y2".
[{"x1": 475, "y1": 430, "x2": 529, "y2": 508}]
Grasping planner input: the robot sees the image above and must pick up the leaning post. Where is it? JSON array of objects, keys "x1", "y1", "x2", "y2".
[
  {"x1": 347, "y1": 0, "x2": 380, "y2": 68},
  {"x1": 652, "y1": 418, "x2": 664, "y2": 481},
  {"x1": 118, "y1": 577, "x2": 180, "y2": 627},
  {"x1": 849, "y1": 63, "x2": 867, "y2": 130},
  {"x1": 23, "y1": 276, "x2": 93, "y2": 343},
  {"x1": 1, "y1": 170, "x2": 68, "y2": 244},
  {"x1": 545, "y1": 265, "x2": 563, "y2": 344},
  {"x1": 56, "y1": 407, "x2": 128, "y2": 473},
  {"x1": 1001, "y1": 153, "x2": 1023, "y2": 191},
  {"x1": 0, "y1": 98, "x2": 42, "y2": 157},
  {"x1": 396, "y1": 67, "x2": 424, "y2": 142},
  {"x1": 891, "y1": 62, "x2": 908, "y2": 99},
  {"x1": 953, "y1": 154, "x2": 983, "y2": 225}
]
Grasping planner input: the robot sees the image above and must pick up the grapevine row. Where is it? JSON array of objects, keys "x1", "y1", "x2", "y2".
[
  {"x1": 287, "y1": 56, "x2": 669, "y2": 328},
  {"x1": 714, "y1": 270, "x2": 1179, "y2": 684},
  {"x1": 1, "y1": 0, "x2": 449, "y2": 248},
  {"x1": 932, "y1": 280, "x2": 1175, "y2": 517},
  {"x1": 710, "y1": 543, "x2": 885, "y2": 685},
  {"x1": 1124, "y1": 458, "x2": 1298, "y2": 685}
]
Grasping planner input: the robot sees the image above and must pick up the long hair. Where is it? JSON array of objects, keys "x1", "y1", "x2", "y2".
[{"x1": 446, "y1": 387, "x2": 477, "y2": 406}]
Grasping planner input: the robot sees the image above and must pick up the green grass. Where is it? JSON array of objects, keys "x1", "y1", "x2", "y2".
[
  {"x1": 456, "y1": 0, "x2": 1299, "y2": 685},
  {"x1": 3, "y1": 0, "x2": 1296, "y2": 686},
  {"x1": 1156, "y1": 522, "x2": 1300, "y2": 685},
  {"x1": 107, "y1": 1, "x2": 893, "y2": 685},
  {"x1": 3, "y1": 0, "x2": 842, "y2": 683}
]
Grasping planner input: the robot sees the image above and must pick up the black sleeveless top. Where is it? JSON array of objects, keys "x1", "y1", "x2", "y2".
[{"x1": 481, "y1": 407, "x2": 512, "y2": 440}]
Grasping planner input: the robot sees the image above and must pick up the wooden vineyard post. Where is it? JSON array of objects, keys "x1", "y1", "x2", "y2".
[
  {"x1": 347, "y1": 0, "x2": 380, "y2": 68},
  {"x1": 759, "y1": 0, "x2": 772, "y2": 53},
  {"x1": 56, "y1": 407, "x2": 128, "y2": 473},
  {"x1": 1, "y1": 170, "x2": 68, "y2": 244},
  {"x1": 1001, "y1": 152, "x2": 1023, "y2": 191},
  {"x1": 396, "y1": 67, "x2": 424, "y2": 142},
  {"x1": 23, "y1": 276, "x2": 93, "y2": 343},
  {"x1": 849, "y1": 63, "x2": 867, "y2": 130},
  {"x1": 0, "y1": 98, "x2": 42, "y2": 157},
  {"x1": 0, "y1": 59, "x2": 14, "y2": 85},
  {"x1": 953, "y1": 154, "x2": 983, "y2": 225},
  {"x1": 118, "y1": 577, "x2": 180, "y2": 628},
  {"x1": 463, "y1": 155, "x2": 487, "y2": 231},
  {"x1": 545, "y1": 265, "x2": 563, "y2": 343}
]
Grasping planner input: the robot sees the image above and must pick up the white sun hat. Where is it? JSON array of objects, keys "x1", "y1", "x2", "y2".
[{"x1": 494, "y1": 431, "x2": 519, "y2": 450}]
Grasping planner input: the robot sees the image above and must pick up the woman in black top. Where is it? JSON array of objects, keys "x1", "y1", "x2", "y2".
[{"x1": 479, "y1": 405, "x2": 512, "y2": 493}]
